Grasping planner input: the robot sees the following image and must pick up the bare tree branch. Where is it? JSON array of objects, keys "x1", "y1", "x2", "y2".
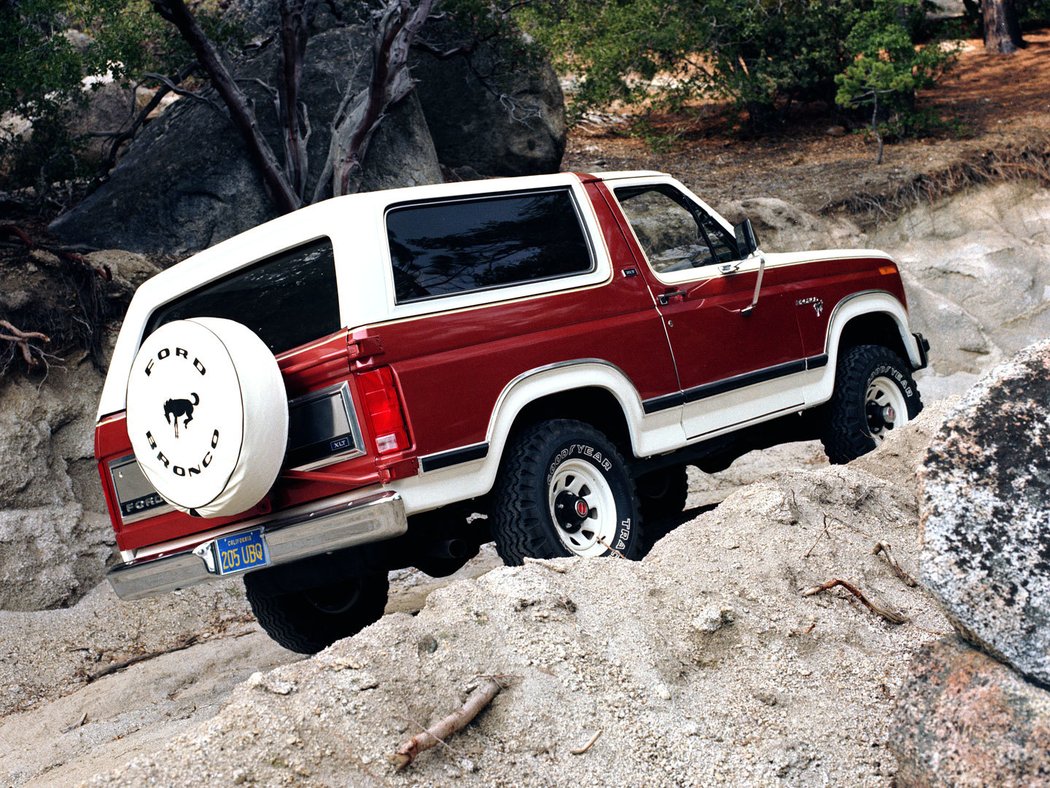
[
  {"x1": 872, "y1": 541, "x2": 918, "y2": 587},
  {"x1": 98, "y1": 63, "x2": 198, "y2": 176},
  {"x1": 277, "y1": 0, "x2": 310, "y2": 201},
  {"x1": 321, "y1": 0, "x2": 434, "y2": 199},
  {"x1": 151, "y1": 0, "x2": 301, "y2": 214},
  {"x1": 802, "y1": 578, "x2": 906, "y2": 625},
  {"x1": 388, "y1": 676, "x2": 505, "y2": 771},
  {"x1": 0, "y1": 321, "x2": 51, "y2": 367}
]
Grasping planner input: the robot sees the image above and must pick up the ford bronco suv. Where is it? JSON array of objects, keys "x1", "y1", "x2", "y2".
[{"x1": 96, "y1": 171, "x2": 929, "y2": 653}]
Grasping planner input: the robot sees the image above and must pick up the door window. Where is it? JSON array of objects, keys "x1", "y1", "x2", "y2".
[{"x1": 614, "y1": 185, "x2": 738, "y2": 273}]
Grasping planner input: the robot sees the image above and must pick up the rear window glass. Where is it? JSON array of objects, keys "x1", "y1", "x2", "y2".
[
  {"x1": 386, "y1": 188, "x2": 593, "y2": 303},
  {"x1": 144, "y1": 237, "x2": 339, "y2": 354}
]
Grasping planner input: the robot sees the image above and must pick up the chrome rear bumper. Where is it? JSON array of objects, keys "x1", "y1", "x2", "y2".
[{"x1": 107, "y1": 490, "x2": 408, "y2": 600}]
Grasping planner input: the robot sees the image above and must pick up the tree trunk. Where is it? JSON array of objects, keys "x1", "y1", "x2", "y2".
[
  {"x1": 277, "y1": 0, "x2": 309, "y2": 201},
  {"x1": 983, "y1": 0, "x2": 1023, "y2": 54},
  {"x1": 150, "y1": 0, "x2": 301, "y2": 214},
  {"x1": 319, "y1": 0, "x2": 433, "y2": 199}
]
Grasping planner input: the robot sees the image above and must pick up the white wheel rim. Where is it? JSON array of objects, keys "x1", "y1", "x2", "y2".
[
  {"x1": 865, "y1": 375, "x2": 909, "y2": 443},
  {"x1": 547, "y1": 459, "x2": 617, "y2": 557}
]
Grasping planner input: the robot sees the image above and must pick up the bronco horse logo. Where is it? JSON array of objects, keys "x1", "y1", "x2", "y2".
[{"x1": 164, "y1": 393, "x2": 199, "y2": 438}]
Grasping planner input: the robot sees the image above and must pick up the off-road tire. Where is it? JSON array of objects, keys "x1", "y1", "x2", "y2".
[
  {"x1": 491, "y1": 419, "x2": 644, "y2": 564},
  {"x1": 244, "y1": 571, "x2": 389, "y2": 654},
  {"x1": 637, "y1": 464, "x2": 689, "y2": 522},
  {"x1": 821, "y1": 344, "x2": 923, "y2": 464}
]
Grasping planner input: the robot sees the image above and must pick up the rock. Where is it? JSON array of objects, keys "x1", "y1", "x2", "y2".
[
  {"x1": 824, "y1": 125, "x2": 847, "y2": 137},
  {"x1": 897, "y1": 270, "x2": 997, "y2": 375},
  {"x1": 50, "y1": 28, "x2": 442, "y2": 257},
  {"x1": 0, "y1": 364, "x2": 113, "y2": 610},
  {"x1": 411, "y1": 20, "x2": 566, "y2": 176},
  {"x1": 717, "y1": 197, "x2": 865, "y2": 252},
  {"x1": 872, "y1": 182, "x2": 1050, "y2": 374},
  {"x1": 890, "y1": 638, "x2": 1050, "y2": 787},
  {"x1": 920, "y1": 341, "x2": 1050, "y2": 686},
  {"x1": 82, "y1": 458, "x2": 953, "y2": 786},
  {"x1": 66, "y1": 80, "x2": 139, "y2": 166},
  {"x1": 84, "y1": 250, "x2": 162, "y2": 294}
]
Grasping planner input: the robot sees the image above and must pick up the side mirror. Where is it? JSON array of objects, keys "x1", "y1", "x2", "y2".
[{"x1": 734, "y1": 218, "x2": 759, "y2": 258}]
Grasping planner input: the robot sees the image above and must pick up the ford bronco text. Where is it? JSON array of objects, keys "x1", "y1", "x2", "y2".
[{"x1": 96, "y1": 171, "x2": 928, "y2": 653}]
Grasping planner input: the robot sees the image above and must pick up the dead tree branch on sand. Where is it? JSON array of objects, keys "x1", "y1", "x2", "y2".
[
  {"x1": 389, "y1": 675, "x2": 506, "y2": 771},
  {"x1": 86, "y1": 635, "x2": 201, "y2": 682},
  {"x1": 802, "y1": 578, "x2": 906, "y2": 625},
  {"x1": 872, "y1": 541, "x2": 918, "y2": 587}
]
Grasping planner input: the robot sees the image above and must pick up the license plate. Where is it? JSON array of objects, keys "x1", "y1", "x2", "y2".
[{"x1": 211, "y1": 528, "x2": 270, "y2": 576}]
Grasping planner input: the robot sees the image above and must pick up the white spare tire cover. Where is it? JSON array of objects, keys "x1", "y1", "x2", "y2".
[{"x1": 126, "y1": 317, "x2": 288, "y2": 517}]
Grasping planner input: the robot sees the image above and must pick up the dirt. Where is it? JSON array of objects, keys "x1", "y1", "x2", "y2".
[{"x1": 563, "y1": 32, "x2": 1050, "y2": 221}]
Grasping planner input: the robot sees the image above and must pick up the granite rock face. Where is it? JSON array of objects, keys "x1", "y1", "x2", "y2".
[
  {"x1": 411, "y1": 19, "x2": 566, "y2": 177},
  {"x1": 890, "y1": 638, "x2": 1050, "y2": 787},
  {"x1": 0, "y1": 364, "x2": 113, "y2": 610},
  {"x1": 50, "y1": 28, "x2": 442, "y2": 257},
  {"x1": 920, "y1": 341, "x2": 1050, "y2": 686}
]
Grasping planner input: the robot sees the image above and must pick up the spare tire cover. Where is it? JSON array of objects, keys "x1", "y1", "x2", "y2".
[{"x1": 126, "y1": 317, "x2": 288, "y2": 517}]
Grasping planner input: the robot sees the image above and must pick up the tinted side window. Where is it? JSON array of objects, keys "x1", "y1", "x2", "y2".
[
  {"x1": 615, "y1": 185, "x2": 738, "y2": 272},
  {"x1": 144, "y1": 238, "x2": 340, "y2": 354},
  {"x1": 386, "y1": 189, "x2": 593, "y2": 303}
]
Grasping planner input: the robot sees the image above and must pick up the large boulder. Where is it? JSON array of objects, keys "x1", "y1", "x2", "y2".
[
  {"x1": 872, "y1": 182, "x2": 1050, "y2": 375},
  {"x1": 920, "y1": 341, "x2": 1050, "y2": 687},
  {"x1": 890, "y1": 638, "x2": 1050, "y2": 786},
  {"x1": 50, "y1": 27, "x2": 442, "y2": 257},
  {"x1": 411, "y1": 20, "x2": 566, "y2": 177},
  {"x1": 0, "y1": 363, "x2": 112, "y2": 610},
  {"x1": 718, "y1": 197, "x2": 865, "y2": 253}
]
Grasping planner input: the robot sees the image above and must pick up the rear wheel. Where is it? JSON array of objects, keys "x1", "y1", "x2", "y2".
[
  {"x1": 244, "y1": 571, "x2": 389, "y2": 654},
  {"x1": 491, "y1": 419, "x2": 645, "y2": 564},
  {"x1": 821, "y1": 344, "x2": 923, "y2": 464},
  {"x1": 637, "y1": 464, "x2": 689, "y2": 522}
]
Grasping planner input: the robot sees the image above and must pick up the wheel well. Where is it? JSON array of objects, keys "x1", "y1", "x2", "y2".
[
  {"x1": 837, "y1": 312, "x2": 908, "y2": 361},
  {"x1": 510, "y1": 387, "x2": 633, "y2": 458}
]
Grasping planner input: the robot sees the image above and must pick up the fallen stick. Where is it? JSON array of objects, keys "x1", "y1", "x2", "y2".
[
  {"x1": 86, "y1": 635, "x2": 201, "y2": 682},
  {"x1": 389, "y1": 676, "x2": 505, "y2": 771},
  {"x1": 570, "y1": 728, "x2": 603, "y2": 755},
  {"x1": 801, "y1": 578, "x2": 906, "y2": 625},
  {"x1": 872, "y1": 541, "x2": 918, "y2": 587},
  {"x1": 595, "y1": 535, "x2": 625, "y2": 559},
  {"x1": 523, "y1": 556, "x2": 569, "y2": 573}
]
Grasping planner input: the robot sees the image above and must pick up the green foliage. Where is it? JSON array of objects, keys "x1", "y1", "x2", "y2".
[
  {"x1": 0, "y1": 0, "x2": 181, "y2": 119},
  {"x1": 519, "y1": 0, "x2": 960, "y2": 135},
  {"x1": 834, "y1": 0, "x2": 959, "y2": 136},
  {"x1": 0, "y1": 0, "x2": 208, "y2": 189}
]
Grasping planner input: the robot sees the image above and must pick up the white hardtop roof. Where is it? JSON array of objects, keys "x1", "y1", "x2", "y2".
[
  {"x1": 100, "y1": 170, "x2": 667, "y2": 420},
  {"x1": 586, "y1": 170, "x2": 665, "y2": 181}
]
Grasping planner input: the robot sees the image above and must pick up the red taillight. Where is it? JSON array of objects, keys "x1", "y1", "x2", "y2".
[{"x1": 356, "y1": 367, "x2": 411, "y2": 455}]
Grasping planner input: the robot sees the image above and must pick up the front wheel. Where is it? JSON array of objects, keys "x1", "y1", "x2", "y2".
[
  {"x1": 821, "y1": 344, "x2": 923, "y2": 464},
  {"x1": 491, "y1": 419, "x2": 645, "y2": 564},
  {"x1": 244, "y1": 571, "x2": 389, "y2": 654}
]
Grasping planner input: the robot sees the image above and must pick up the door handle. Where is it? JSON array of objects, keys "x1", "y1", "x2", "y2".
[{"x1": 658, "y1": 289, "x2": 687, "y2": 305}]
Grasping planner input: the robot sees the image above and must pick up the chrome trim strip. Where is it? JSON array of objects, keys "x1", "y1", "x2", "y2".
[
  {"x1": 106, "y1": 490, "x2": 407, "y2": 600},
  {"x1": 643, "y1": 354, "x2": 824, "y2": 414},
  {"x1": 420, "y1": 442, "x2": 489, "y2": 473},
  {"x1": 109, "y1": 455, "x2": 175, "y2": 525},
  {"x1": 286, "y1": 381, "x2": 366, "y2": 471}
]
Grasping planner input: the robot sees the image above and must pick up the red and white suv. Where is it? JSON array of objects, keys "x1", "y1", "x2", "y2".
[{"x1": 96, "y1": 170, "x2": 928, "y2": 652}]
